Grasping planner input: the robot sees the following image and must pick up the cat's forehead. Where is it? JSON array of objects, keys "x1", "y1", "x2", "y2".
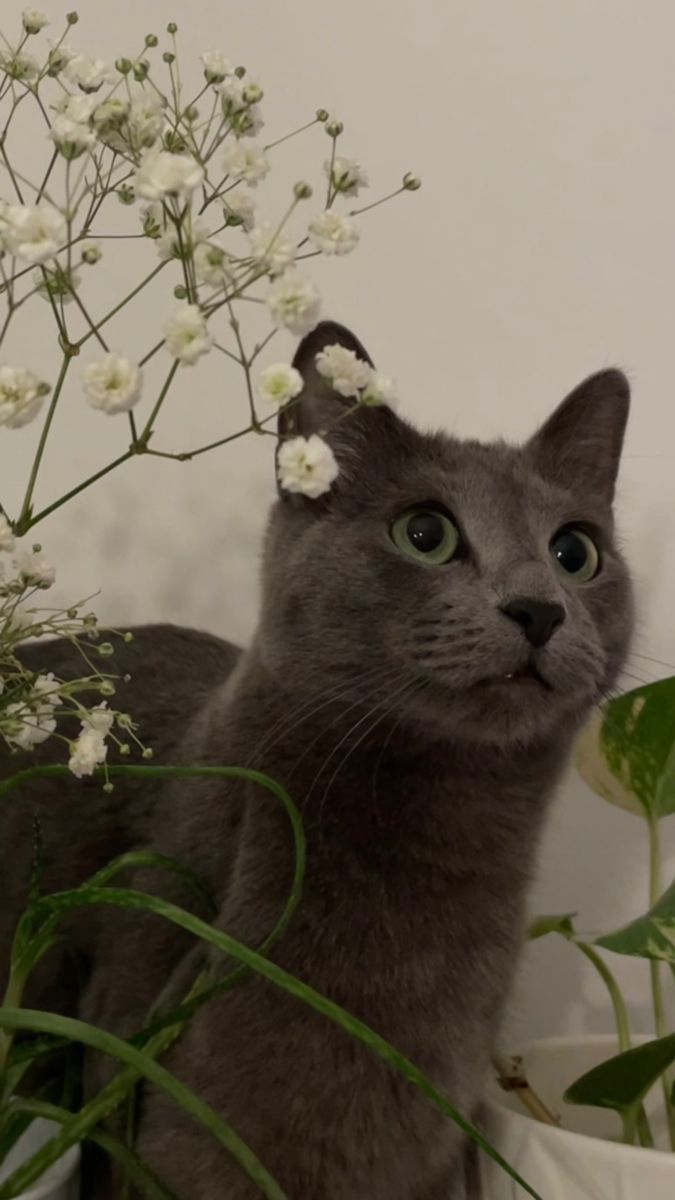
[{"x1": 389, "y1": 428, "x2": 564, "y2": 522}]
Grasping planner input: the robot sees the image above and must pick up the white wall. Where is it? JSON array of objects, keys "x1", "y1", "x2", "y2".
[{"x1": 2, "y1": 0, "x2": 675, "y2": 1045}]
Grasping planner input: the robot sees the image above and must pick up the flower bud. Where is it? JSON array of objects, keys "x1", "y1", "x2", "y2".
[
  {"x1": 100, "y1": 680, "x2": 116, "y2": 696},
  {"x1": 316, "y1": 108, "x2": 329, "y2": 123},
  {"x1": 184, "y1": 105, "x2": 199, "y2": 122},
  {"x1": 402, "y1": 172, "x2": 421, "y2": 191},
  {"x1": 242, "y1": 83, "x2": 263, "y2": 104},
  {"x1": 119, "y1": 743, "x2": 131, "y2": 755},
  {"x1": 293, "y1": 181, "x2": 312, "y2": 200},
  {"x1": 103, "y1": 781, "x2": 114, "y2": 793},
  {"x1": 162, "y1": 51, "x2": 175, "y2": 64},
  {"x1": 174, "y1": 284, "x2": 188, "y2": 299},
  {"x1": 98, "y1": 642, "x2": 114, "y2": 658},
  {"x1": 81, "y1": 243, "x2": 102, "y2": 265},
  {"x1": 163, "y1": 130, "x2": 186, "y2": 152},
  {"x1": 326, "y1": 120, "x2": 343, "y2": 138},
  {"x1": 234, "y1": 65, "x2": 246, "y2": 78},
  {"x1": 115, "y1": 57, "x2": 132, "y2": 75},
  {"x1": 117, "y1": 183, "x2": 135, "y2": 205},
  {"x1": 66, "y1": 10, "x2": 79, "y2": 23},
  {"x1": 133, "y1": 59, "x2": 150, "y2": 82},
  {"x1": 145, "y1": 33, "x2": 159, "y2": 47},
  {"x1": 142, "y1": 746, "x2": 154, "y2": 759},
  {"x1": 123, "y1": 631, "x2": 134, "y2": 643},
  {"x1": 167, "y1": 21, "x2": 178, "y2": 33}
]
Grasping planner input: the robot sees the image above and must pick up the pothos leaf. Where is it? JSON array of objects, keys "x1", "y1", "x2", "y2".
[
  {"x1": 565, "y1": 1033, "x2": 675, "y2": 1115},
  {"x1": 528, "y1": 913, "x2": 577, "y2": 941},
  {"x1": 597, "y1": 875, "x2": 675, "y2": 964},
  {"x1": 575, "y1": 676, "x2": 675, "y2": 820}
]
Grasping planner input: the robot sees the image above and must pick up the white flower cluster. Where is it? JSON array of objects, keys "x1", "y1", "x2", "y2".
[{"x1": 315, "y1": 343, "x2": 397, "y2": 407}]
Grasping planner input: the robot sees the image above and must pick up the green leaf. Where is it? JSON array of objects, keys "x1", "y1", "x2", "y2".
[
  {"x1": 8, "y1": 1099, "x2": 181, "y2": 1200},
  {"x1": 0, "y1": 1009, "x2": 288, "y2": 1200},
  {"x1": 528, "y1": 913, "x2": 577, "y2": 941},
  {"x1": 16, "y1": 885, "x2": 543, "y2": 1200},
  {"x1": 565, "y1": 1033, "x2": 675, "y2": 1116},
  {"x1": 575, "y1": 676, "x2": 675, "y2": 819},
  {"x1": 597, "y1": 875, "x2": 675, "y2": 964}
]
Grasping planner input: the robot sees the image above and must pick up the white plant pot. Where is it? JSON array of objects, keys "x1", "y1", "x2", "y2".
[
  {"x1": 480, "y1": 1035, "x2": 675, "y2": 1199},
  {"x1": 0, "y1": 1118, "x2": 80, "y2": 1200}
]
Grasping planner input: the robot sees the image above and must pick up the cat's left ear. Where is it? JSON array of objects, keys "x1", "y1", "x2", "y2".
[
  {"x1": 277, "y1": 321, "x2": 400, "y2": 493},
  {"x1": 526, "y1": 368, "x2": 630, "y2": 505}
]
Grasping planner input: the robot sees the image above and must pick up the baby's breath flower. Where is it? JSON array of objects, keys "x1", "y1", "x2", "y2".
[
  {"x1": 248, "y1": 223, "x2": 296, "y2": 277},
  {"x1": 164, "y1": 305, "x2": 212, "y2": 365},
  {"x1": 156, "y1": 215, "x2": 208, "y2": 261},
  {"x1": 308, "y1": 210, "x2": 359, "y2": 256},
  {"x1": 267, "y1": 274, "x2": 321, "y2": 336},
  {"x1": 325, "y1": 155, "x2": 368, "y2": 197},
  {"x1": 0, "y1": 514, "x2": 14, "y2": 553},
  {"x1": 258, "y1": 363, "x2": 304, "y2": 409},
  {"x1": 128, "y1": 96, "x2": 165, "y2": 150},
  {"x1": 0, "y1": 366, "x2": 50, "y2": 429},
  {"x1": 277, "y1": 434, "x2": 339, "y2": 499},
  {"x1": 50, "y1": 114, "x2": 95, "y2": 159},
  {"x1": 4, "y1": 204, "x2": 66, "y2": 264},
  {"x1": 222, "y1": 142, "x2": 269, "y2": 186},
  {"x1": 64, "y1": 53, "x2": 113, "y2": 93},
  {"x1": 82, "y1": 354, "x2": 143, "y2": 414},
  {"x1": 22, "y1": 9, "x2": 49, "y2": 34},
  {"x1": 315, "y1": 343, "x2": 371, "y2": 398},
  {"x1": 47, "y1": 43, "x2": 75, "y2": 76},
  {"x1": 0, "y1": 49, "x2": 39, "y2": 82},
  {"x1": 14, "y1": 547, "x2": 56, "y2": 588},
  {"x1": 92, "y1": 97, "x2": 129, "y2": 148},
  {"x1": 34, "y1": 262, "x2": 81, "y2": 303},
  {"x1": 224, "y1": 187, "x2": 256, "y2": 230},
  {"x1": 217, "y1": 75, "x2": 263, "y2": 137},
  {"x1": 193, "y1": 241, "x2": 233, "y2": 287},
  {"x1": 135, "y1": 148, "x2": 205, "y2": 200},
  {"x1": 5, "y1": 676, "x2": 59, "y2": 748},
  {"x1": 68, "y1": 727, "x2": 107, "y2": 777},
  {"x1": 361, "y1": 371, "x2": 398, "y2": 408},
  {"x1": 201, "y1": 49, "x2": 231, "y2": 83},
  {"x1": 55, "y1": 92, "x2": 97, "y2": 123}
]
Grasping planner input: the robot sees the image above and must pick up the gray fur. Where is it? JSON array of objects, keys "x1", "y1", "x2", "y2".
[{"x1": 0, "y1": 322, "x2": 633, "y2": 1199}]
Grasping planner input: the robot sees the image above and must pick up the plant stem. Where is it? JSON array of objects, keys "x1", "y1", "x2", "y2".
[
  {"x1": 75, "y1": 261, "x2": 168, "y2": 350},
  {"x1": 138, "y1": 361, "x2": 179, "y2": 445},
  {"x1": 16, "y1": 354, "x2": 72, "y2": 534},
  {"x1": 647, "y1": 814, "x2": 675, "y2": 1150},
  {"x1": 22, "y1": 450, "x2": 134, "y2": 533}
]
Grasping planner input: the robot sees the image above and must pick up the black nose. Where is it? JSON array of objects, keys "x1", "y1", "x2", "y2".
[{"x1": 501, "y1": 598, "x2": 565, "y2": 647}]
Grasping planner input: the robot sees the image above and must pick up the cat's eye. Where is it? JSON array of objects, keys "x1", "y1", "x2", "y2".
[
  {"x1": 391, "y1": 508, "x2": 460, "y2": 565},
  {"x1": 549, "y1": 527, "x2": 599, "y2": 583}
]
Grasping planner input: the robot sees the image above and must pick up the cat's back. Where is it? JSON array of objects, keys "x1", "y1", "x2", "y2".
[{"x1": 0, "y1": 624, "x2": 241, "y2": 953}]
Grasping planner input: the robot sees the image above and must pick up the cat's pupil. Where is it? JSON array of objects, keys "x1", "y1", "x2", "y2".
[
  {"x1": 551, "y1": 530, "x2": 588, "y2": 574},
  {"x1": 406, "y1": 512, "x2": 445, "y2": 553}
]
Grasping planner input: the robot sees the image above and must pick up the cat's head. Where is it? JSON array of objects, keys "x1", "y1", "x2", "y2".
[{"x1": 260, "y1": 322, "x2": 633, "y2": 748}]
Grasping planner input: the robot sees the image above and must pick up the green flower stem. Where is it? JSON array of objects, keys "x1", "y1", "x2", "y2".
[
  {"x1": 349, "y1": 187, "x2": 406, "y2": 218},
  {"x1": 647, "y1": 814, "x2": 675, "y2": 1149},
  {"x1": 15, "y1": 353, "x2": 72, "y2": 536},
  {"x1": 20, "y1": 450, "x2": 134, "y2": 533},
  {"x1": 264, "y1": 117, "x2": 322, "y2": 152},
  {"x1": 68, "y1": 285, "x2": 110, "y2": 351},
  {"x1": 35, "y1": 147, "x2": 58, "y2": 204},
  {"x1": 575, "y1": 941, "x2": 654, "y2": 1148},
  {"x1": 226, "y1": 303, "x2": 258, "y2": 428},
  {"x1": 138, "y1": 361, "x2": 180, "y2": 446},
  {"x1": 75, "y1": 261, "x2": 168, "y2": 350}
]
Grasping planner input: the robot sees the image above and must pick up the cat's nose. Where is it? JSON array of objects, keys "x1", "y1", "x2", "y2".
[{"x1": 500, "y1": 598, "x2": 565, "y2": 647}]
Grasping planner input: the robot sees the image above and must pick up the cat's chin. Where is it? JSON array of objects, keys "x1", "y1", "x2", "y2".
[{"x1": 410, "y1": 675, "x2": 593, "y2": 748}]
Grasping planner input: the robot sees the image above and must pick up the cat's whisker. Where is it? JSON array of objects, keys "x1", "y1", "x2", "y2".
[
  {"x1": 286, "y1": 668, "x2": 410, "y2": 791},
  {"x1": 306, "y1": 673, "x2": 416, "y2": 817},
  {"x1": 314, "y1": 677, "x2": 426, "y2": 834},
  {"x1": 628, "y1": 650, "x2": 675, "y2": 674},
  {"x1": 245, "y1": 661, "x2": 403, "y2": 771}
]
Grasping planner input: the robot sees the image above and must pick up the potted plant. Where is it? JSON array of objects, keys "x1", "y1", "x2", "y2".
[
  {"x1": 482, "y1": 675, "x2": 675, "y2": 1198},
  {"x1": 0, "y1": 11, "x2": 543, "y2": 1200}
]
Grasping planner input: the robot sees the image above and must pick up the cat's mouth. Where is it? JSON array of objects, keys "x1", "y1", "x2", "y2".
[{"x1": 474, "y1": 663, "x2": 553, "y2": 692}]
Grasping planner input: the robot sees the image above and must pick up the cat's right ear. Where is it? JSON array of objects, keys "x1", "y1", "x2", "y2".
[
  {"x1": 279, "y1": 320, "x2": 375, "y2": 440},
  {"x1": 277, "y1": 321, "x2": 400, "y2": 497}
]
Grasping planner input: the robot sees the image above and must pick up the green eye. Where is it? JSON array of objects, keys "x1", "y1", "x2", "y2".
[
  {"x1": 550, "y1": 527, "x2": 599, "y2": 582},
  {"x1": 391, "y1": 508, "x2": 460, "y2": 565}
]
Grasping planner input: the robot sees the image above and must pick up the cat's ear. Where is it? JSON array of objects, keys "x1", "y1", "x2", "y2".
[
  {"x1": 277, "y1": 321, "x2": 400, "y2": 497},
  {"x1": 279, "y1": 320, "x2": 375, "y2": 440},
  {"x1": 526, "y1": 368, "x2": 630, "y2": 504}
]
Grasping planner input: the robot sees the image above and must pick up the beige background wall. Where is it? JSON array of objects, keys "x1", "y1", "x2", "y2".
[{"x1": 2, "y1": 0, "x2": 675, "y2": 1043}]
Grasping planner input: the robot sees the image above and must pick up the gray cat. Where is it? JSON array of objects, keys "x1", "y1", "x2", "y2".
[{"x1": 0, "y1": 321, "x2": 633, "y2": 1199}]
